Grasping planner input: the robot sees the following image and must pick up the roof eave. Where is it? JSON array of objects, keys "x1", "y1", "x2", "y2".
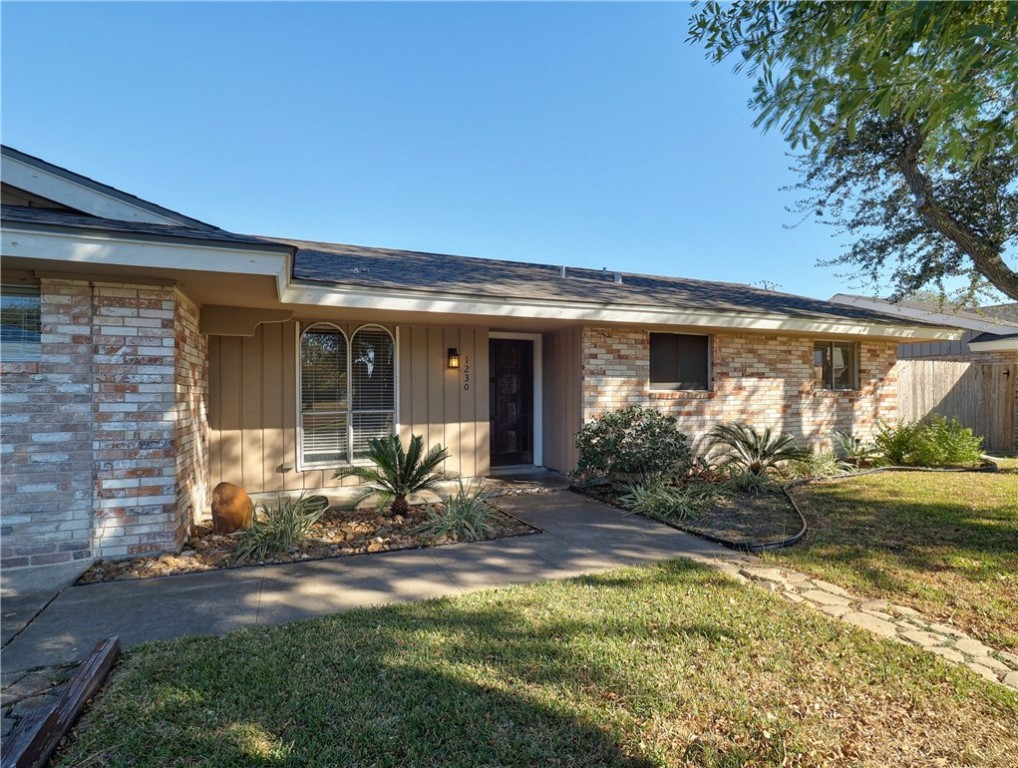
[{"x1": 283, "y1": 280, "x2": 962, "y2": 340}]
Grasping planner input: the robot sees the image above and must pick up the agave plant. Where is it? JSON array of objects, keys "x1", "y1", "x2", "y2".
[
  {"x1": 708, "y1": 422, "x2": 809, "y2": 476},
  {"x1": 336, "y1": 433, "x2": 450, "y2": 516}
]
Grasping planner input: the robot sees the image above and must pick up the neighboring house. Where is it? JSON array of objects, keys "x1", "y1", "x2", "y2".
[
  {"x1": 831, "y1": 295, "x2": 1018, "y2": 453},
  {"x1": 1, "y1": 146, "x2": 960, "y2": 569}
]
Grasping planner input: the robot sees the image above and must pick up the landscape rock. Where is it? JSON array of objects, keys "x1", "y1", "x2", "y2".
[{"x1": 211, "y1": 482, "x2": 254, "y2": 534}]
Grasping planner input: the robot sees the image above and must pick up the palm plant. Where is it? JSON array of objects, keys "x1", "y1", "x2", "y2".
[
  {"x1": 708, "y1": 422, "x2": 809, "y2": 476},
  {"x1": 336, "y1": 433, "x2": 450, "y2": 516}
]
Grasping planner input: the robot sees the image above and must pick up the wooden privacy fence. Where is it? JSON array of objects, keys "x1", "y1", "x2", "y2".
[{"x1": 897, "y1": 360, "x2": 1016, "y2": 453}]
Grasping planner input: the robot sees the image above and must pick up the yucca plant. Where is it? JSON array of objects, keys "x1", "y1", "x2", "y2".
[
  {"x1": 618, "y1": 477, "x2": 719, "y2": 522},
  {"x1": 708, "y1": 422, "x2": 809, "y2": 476},
  {"x1": 833, "y1": 430, "x2": 882, "y2": 467},
  {"x1": 336, "y1": 433, "x2": 450, "y2": 516},
  {"x1": 232, "y1": 493, "x2": 329, "y2": 563},
  {"x1": 414, "y1": 479, "x2": 498, "y2": 543}
]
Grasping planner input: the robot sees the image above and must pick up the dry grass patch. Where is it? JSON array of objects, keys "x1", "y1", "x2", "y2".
[
  {"x1": 55, "y1": 560, "x2": 1016, "y2": 767},
  {"x1": 773, "y1": 470, "x2": 1018, "y2": 652}
]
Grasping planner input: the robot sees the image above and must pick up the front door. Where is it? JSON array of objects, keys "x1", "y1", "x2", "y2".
[{"x1": 489, "y1": 339, "x2": 533, "y2": 467}]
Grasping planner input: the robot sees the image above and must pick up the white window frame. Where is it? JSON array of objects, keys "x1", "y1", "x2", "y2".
[
  {"x1": 0, "y1": 284, "x2": 42, "y2": 363},
  {"x1": 648, "y1": 332, "x2": 712, "y2": 392},
  {"x1": 296, "y1": 322, "x2": 399, "y2": 470}
]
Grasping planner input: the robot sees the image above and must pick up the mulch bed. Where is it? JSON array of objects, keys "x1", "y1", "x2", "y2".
[
  {"x1": 575, "y1": 483, "x2": 802, "y2": 548},
  {"x1": 77, "y1": 504, "x2": 537, "y2": 584}
]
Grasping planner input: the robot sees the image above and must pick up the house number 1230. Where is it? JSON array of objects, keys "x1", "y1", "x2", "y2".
[{"x1": 463, "y1": 356, "x2": 470, "y2": 391}]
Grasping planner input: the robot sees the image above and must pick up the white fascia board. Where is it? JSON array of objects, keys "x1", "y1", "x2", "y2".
[
  {"x1": 831, "y1": 293, "x2": 1018, "y2": 334},
  {"x1": 282, "y1": 282, "x2": 963, "y2": 340},
  {"x1": 2, "y1": 227, "x2": 289, "y2": 279},
  {"x1": 968, "y1": 337, "x2": 1018, "y2": 352},
  {"x1": 2, "y1": 153, "x2": 190, "y2": 226}
]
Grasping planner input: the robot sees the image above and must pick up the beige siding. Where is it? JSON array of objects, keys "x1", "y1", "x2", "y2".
[
  {"x1": 209, "y1": 321, "x2": 490, "y2": 495},
  {"x1": 543, "y1": 327, "x2": 583, "y2": 472}
]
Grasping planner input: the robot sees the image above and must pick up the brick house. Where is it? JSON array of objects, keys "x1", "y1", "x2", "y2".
[{"x1": 1, "y1": 147, "x2": 961, "y2": 570}]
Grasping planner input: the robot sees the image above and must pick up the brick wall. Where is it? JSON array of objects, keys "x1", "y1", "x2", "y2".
[
  {"x1": 1, "y1": 278, "x2": 209, "y2": 569},
  {"x1": 1, "y1": 280, "x2": 94, "y2": 568},
  {"x1": 581, "y1": 328, "x2": 899, "y2": 452}
]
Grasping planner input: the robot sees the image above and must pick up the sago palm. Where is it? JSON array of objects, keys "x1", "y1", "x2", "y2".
[
  {"x1": 337, "y1": 434, "x2": 450, "y2": 515},
  {"x1": 708, "y1": 422, "x2": 808, "y2": 476}
]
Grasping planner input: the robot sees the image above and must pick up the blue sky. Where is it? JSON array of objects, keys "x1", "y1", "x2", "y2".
[{"x1": 4, "y1": 1, "x2": 864, "y2": 299}]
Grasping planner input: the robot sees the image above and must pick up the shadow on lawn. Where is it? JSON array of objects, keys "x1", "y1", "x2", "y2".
[{"x1": 58, "y1": 562, "x2": 743, "y2": 768}]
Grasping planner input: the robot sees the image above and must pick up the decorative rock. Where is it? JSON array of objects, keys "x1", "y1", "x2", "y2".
[
  {"x1": 953, "y1": 637, "x2": 991, "y2": 657},
  {"x1": 901, "y1": 630, "x2": 945, "y2": 648},
  {"x1": 928, "y1": 646, "x2": 967, "y2": 664},
  {"x1": 974, "y1": 654, "x2": 1011, "y2": 673},
  {"x1": 816, "y1": 603, "x2": 851, "y2": 618},
  {"x1": 211, "y1": 482, "x2": 254, "y2": 534},
  {"x1": 801, "y1": 589, "x2": 853, "y2": 607},
  {"x1": 968, "y1": 663, "x2": 1001, "y2": 684},
  {"x1": 858, "y1": 599, "x2": 891, "y2": 612},
  {"x1": 925, "y1": 621, "x2": 964, "y2": 638},
  {"x1": 840, "y1": 611, "x2": 898, "y2": 639},
  {"x1": 1003, "y1": 671, "x2": 1018, "y2": 689},
  {"x1": 810, "y1": 579, "x2": 852, "y2": 597}
]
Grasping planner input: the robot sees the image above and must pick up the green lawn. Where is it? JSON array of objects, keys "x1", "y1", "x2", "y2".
[
  {"x1": 56, "y1": 561, "x2": 1016, "y2": 768},
  {"x1": 771, "y1": 468, "x2": 1018, "y2": 652}
]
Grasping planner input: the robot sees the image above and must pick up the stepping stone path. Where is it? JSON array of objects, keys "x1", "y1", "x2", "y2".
[{"x1": 725, "y1": 561, "x2": 1018, "y2": 690}]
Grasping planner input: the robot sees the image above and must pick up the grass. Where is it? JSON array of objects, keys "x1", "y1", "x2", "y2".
[
  {"x1": 56, "y1": 560, "x2": 1017, "y2": 767},
  {"x1": 770, "y1": 467, "x2": 1018, "y2": 652}
]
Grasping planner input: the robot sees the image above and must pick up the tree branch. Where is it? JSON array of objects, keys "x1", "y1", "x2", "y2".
[{"x1": 895, "y1": 130, "x2": 1018, "y2": 300}]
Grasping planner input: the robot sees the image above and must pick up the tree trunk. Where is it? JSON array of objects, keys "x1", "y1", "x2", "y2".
[
  {"x1": 390, "y1": 495, "x2": 409, "y2": 516},
  {"x1": 895, "y1": 132, "x2": 1018, "y2": 300}
]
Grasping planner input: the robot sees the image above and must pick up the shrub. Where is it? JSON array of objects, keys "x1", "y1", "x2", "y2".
[
  {"x1": 233, "y1": 493, "x2": 329, "y2": 562},
  {"x1": 707, "y1": 422, "x2": 809, "y2": 476},
  {"x1": 875, "y1": 416, "x2": 984, "y2": 467},
  {"x1": 337, "y1": 433, "x2": 450, "y2": 515},
  {"x1": 573, "y1": 406, "x2": 693, "y2": 482},
  {"x1": 833, "y1": 430, "x2": 882, "y2": 467},
  {"x1": 786, "y1": 450, "x2": 853, "y2": 480},
  {"x1": 721, "y1": 468, "x2": 780, "y2": 495},
  {"x1": 618, "y1": 477, "x2": 720, "y2": 522},
  {"x1": 414, "y1": 480, "x2": 498, "y2": 543}
]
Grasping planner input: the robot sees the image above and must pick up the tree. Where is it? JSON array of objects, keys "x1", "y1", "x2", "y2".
[{"x1": 687, "y1": 1, "x2": 1018, "y2": 300}]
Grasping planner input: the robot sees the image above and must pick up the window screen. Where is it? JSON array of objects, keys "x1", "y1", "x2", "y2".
[
  {"x1": 298, "y1": 323, "x2": 396, "y2": 468},
  {"x1": 813, "y1": 341, "x2": 857, "y2": 390},
  {"x1": 1, "y1": 285, "x2": 41, "y2": 362},
  {"x1": 649, "y1": 333, "x2": 709, "y2": 390}
]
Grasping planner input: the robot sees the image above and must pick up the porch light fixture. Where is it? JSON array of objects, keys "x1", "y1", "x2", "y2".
[{"x1": 447, "y1": 348, "x2": 461, "y2": 369}]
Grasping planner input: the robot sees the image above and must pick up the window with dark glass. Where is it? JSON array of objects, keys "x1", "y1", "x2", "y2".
[
  {"x1": 299, "y1": 323, "x2": 395, "y2": 468},
  {"x1": 649, "y1": 333, "x2": 709, "y2": 390},
  {"x1": 0, "y1": 285, "x2": 41, "y2": 362},
  {"x1": 813, "y1": 341, "x2": 857, "y2": 390}
]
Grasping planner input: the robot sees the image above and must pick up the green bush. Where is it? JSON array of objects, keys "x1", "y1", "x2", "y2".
[
  {"x1": 233, "y1": 494, "x2": 330, "y2": 562},
  {"x1": 707, "y1": 422, "x2": 809, "y2": 476},
  {"x1": 617, "y1": 477, "x2": 720, "y2": 522},
  {"x1": 573, "y1": 406, "x2": 692, "y2": 482},
  {"x1": 414, "y1": 480, "x2": 498, "y2": 543},
  {"x1": 875, "y1": 416, "x2": 984, "y2": 467},
  {"x1": 786, "y1": 450, "x2": 853, "y2": 480},
  {"x1": 833, "y1": 430, "x2": 882, "y2": 467},
  {"x1": 336, "y1": 433, "x2": 450, "y2": 516}
]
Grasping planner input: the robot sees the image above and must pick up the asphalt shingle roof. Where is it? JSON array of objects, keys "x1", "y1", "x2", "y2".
[
  {"x1": 285, "y1": 239, "x2": 947, "y2": 327},
  {"x1": 1, "y1": 205, "x2": 285, "y2": 249}
]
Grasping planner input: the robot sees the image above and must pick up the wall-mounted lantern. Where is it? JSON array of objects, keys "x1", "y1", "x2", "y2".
[{"x1": 447, "y1": 348, "x2": 461, "y2": 369}]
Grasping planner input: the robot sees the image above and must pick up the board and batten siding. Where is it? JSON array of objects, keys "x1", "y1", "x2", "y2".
[
  {"x1": 542, "y1": 327, "x2": 583, "y2": 472},
  {"x1": 208, "y1": 321, "x2": 491, "y2": 496}
]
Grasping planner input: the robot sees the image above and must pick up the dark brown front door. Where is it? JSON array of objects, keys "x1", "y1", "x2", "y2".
[{"x1": 489, "y1": 339, "x2": 533, "y2": 467}]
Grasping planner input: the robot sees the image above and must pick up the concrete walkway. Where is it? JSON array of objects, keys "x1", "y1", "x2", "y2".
[
  {"x1": 4, "y1": 486, "x2": 1016, "y2": 739},
  {"x1": 0, "y1": 489, "x2": 748, "y2": 674}
]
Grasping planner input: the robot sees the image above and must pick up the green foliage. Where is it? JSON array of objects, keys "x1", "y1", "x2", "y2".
[
  {"x1": 786, "y1": 450, "x2": 853, "y2": 480},
  {"x1": 337, "y1": 433, "x2": 450, "y2": 515},
  {"x1": 833, "y1": 431, "x2": 882, "y2": 468},
  {"x1": 708, "y1": 422, "x2": 809, "y2": 476},
  {"x1": 233, "y1": 493, "x2": 329, "y2": 563},
  {"x1": 617, "y1": 478, "x2": 721, "y2": 523},
  {"x1": 573, "y1": 406, "x2": 693, "y2": 481},
  {"x1": 721, "y1": 468, "x2": 780, "y2": 496},
  {"x1": 875, "y1": 416, "x2": 985, "y2": 467},
  {"x1": 688, "y1": 1, "x2": 1018, "y2": 300},
  {"x1": 413, "y1": 480, "x2": 498, "y2": 543}
]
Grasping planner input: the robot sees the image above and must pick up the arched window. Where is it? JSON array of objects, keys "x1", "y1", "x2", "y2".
[{"x1": 298, "y1": 323, "x2": 396, "y2": 468}]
